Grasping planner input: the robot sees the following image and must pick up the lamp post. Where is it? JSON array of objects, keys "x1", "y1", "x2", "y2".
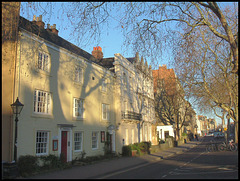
[
  {"x1": 226, "y1": 114, "x2": 230, "y2": 142},
  {"x1": 11, "y1": 97, "x2": 24, "y2": 162},
  {"x1": 194, "y1": 125, "x2": 198, "y2": 135}
]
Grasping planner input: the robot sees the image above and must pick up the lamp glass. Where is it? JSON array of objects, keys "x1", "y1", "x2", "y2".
[{"x1": 11, "y1": 97, "x2": 24, "y2": 115}]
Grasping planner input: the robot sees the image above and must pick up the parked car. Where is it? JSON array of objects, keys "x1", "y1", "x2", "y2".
[
  {"x1": 208, "y1": 133, "x2": 214, "y2": 136},
  {"x1": 229, "y1": 133, "x2": 235, "y2": 140},
  {"x1": 214, "y1": 132, "x2": 224, "y2": 138}
]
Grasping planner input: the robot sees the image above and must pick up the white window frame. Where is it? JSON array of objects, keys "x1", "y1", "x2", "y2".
[
  {"x1": 145, "y1": 126, "x2": 148, "y2": 141},
  {"x1": 36, "y1": 131, "x2": 49, "y2": 156},
  {"x1": 38, "y1": 51, "x2": 50, "y2": 72},
  {"x1": 74, "y1": 65, "x2": 83, "y2": 83},
  {"x1": 92, "y1": 131, "x2": 99, "y2": 150},
  {"x1": 74, "y1": 132, "x2": 83, "y2": 152},
  {"x1": 34, "y1": 90, "x2": 52, "y2": 115},
  {"x1": 102, "y1": 78, "x2": 107, "y2": 92},
  {"x1": 73, "y1": 98, "x2": 84, "y2": 119},
  {"x1": 102, "y1": 104, "x2": 110, "y2": 120},
  {"x1": 131, "y1": 128, "x2": 134, "y2": 144},
  {"x1": 125, "y1": 129, "x2": 129, "y2": 145}
]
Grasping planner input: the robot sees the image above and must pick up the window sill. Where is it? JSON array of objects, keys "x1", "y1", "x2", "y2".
[
  {"x1": 73, "y1": 82, "x2": 83, "y2": 87},
  {"x1": 101, "y1": 90, "x2": 107, "y2": 94},
  {"x1": 101, "y1": 119, "x2": 110, "y2": 124},
  {"x1": 35, "y1": 69, "x2": 51, "y2": 77},
  {"x1": 31, "y1": 113, "x2": 54, "y2": 119},
  {"x1": 73, "y1": 117, "x2": 85, "y2": 121},
  {"x1": 36, "y1": 153, "x2": 48, "y2": 156},
  {"x1": 74, "y1": 150, "x2": 83, "y2": 153}
]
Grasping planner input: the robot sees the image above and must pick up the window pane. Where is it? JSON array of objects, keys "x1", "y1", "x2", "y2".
[
  {"x1": 74, "y1": 132, "x2": 82, "y2": 151},
  {"x1": 74, "y1": 98, "x2": 83, "y2": 118},
  {"x1": 36, "y1": 131, "x2": 48, "y2": 155},
  {"x1": 34, "y1": 90, "x2": 51, "y2": 114},
  {"x1": 92, "y1": 132, "x2": 98, "y2": 149},
  {"x1": 38, "y1": 52, "x2": 49, "y2": 72},
  {"x1": 74, "y1": 66, "x2": 82, "y2": 83}
]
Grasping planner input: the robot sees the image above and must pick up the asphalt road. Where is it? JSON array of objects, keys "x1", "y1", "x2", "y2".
[{"x1": 99, "y1": 136, "x2": 238, "y2": 179}]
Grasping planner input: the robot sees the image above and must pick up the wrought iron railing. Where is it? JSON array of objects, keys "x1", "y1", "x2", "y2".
[{"x1": 121, "y1": 111, "x2": 142, "y2": 121}]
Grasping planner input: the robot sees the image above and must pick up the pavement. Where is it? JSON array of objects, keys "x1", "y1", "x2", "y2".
[{"x1": 23, "y1": 139, "x2": 203, "y2": 179}]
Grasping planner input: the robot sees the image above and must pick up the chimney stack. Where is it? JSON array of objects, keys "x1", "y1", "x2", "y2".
[
  {"x1": 33, "y1": 15, "x2": 45, "y2": 29},
  {"x1": 33, "y1": 15, "x2": 59, "y2": 35},
  {"x1": 92, "y1": 46, "x2": 103, "y2": 60},
  {"x1": 50, "y1": 24, "x2": 58, "y2": 35},
  {"x1": 46, "y1": 23, "x2": 58, "y2": 35}
]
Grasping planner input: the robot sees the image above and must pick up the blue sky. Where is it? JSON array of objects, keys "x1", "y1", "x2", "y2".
[
  {"x1": 20, "y1": 2, "x2": 231, "y2": 126},
  {"x1": 20, "y1": 2, "x2": 173, "y2": 69}
]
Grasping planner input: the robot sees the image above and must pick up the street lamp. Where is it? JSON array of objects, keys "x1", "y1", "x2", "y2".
[
  {"x1": 11, "y1": 97, "x2": 24, "y2": 162},
  {"x1": 226, "y1": 114, "x2": 230, "y2": 142},
  {"x1": 194, "y1": 125, "x2": 198, "y2": 134}
]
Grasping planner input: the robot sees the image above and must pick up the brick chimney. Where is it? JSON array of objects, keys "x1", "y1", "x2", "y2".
[
  {"x1": 92, "y1": 46, "x2": 103, "y2": 60},
  {"x1": 33, "y1": 15, "x2": 45, "y2": 29},
  {"x1": 46, "y1": 24, "x2": 58, "y2": 35}
]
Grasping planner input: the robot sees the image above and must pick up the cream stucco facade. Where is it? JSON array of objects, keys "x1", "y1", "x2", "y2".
[
  {"x1": 15, "y1": 28, "x2": 116, "y2": 161},
  {"x1": 8, "y1": 15, "x2": 156, "y2": 162},
  {"x1": 113, "y1": 53, "x2": 155, "y2": 153}
]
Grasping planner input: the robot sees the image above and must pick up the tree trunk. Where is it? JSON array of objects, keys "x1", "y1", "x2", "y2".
[{"x1": 235, "y1": 122, "x2": 238, "y2": 143}]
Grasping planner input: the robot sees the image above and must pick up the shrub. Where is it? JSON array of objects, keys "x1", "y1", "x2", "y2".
[
  {"x1": 18, "y1": 155, "x2": 39, "y2": 177},
  {"x1": 122, "y1": 145, "x2": 132, "y2": 156},
  {"x1": 159, "y1": 139, "x2": 165, "y2": 144},
  {"x1": 139, "y1": 141, "x2": 151, "y2": 153},
  {"x1": 39, "y1": 154, "x2": 63, "y2": 169},
  {"x1": 131, "y1": 143, "x2": 141, "y2": 154}
]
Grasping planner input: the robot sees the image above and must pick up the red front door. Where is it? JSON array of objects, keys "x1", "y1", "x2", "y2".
[{"x1": 61, "y1": 131, "x2": 68, "y2": 162}]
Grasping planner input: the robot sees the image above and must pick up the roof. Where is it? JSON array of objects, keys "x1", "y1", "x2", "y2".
[
  {"x1": 18, "y1": 16, "x2": 138, "y2": 73},
  {"x1": 18, "y1": 16, "x2": 103, "y2": 66},
  {"x1": 126, "y1": 57, "x2": 136, "y2": 64},
  {"x1": 99, "y1": 57, "x2": 115, "y2": 72}
]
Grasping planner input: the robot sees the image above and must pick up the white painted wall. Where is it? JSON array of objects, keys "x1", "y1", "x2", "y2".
[{"x1": 156, "y1": 125, "x2": 175, "y2": 140}]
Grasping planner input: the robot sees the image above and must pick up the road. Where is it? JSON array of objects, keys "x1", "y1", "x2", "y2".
[{"x1": 98, "y1": 137, "x2": 238, "y2": 179}]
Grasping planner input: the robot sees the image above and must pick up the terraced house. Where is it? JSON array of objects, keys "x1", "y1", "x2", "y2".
[{"x1": 2, "y1": 13, "x2": 155, "y2": 162}]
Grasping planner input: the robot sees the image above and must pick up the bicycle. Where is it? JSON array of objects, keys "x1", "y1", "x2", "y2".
[
  {"x1": 218, "y1": 139, "x2": 237, "y2": 151},
  {"x1": 206, "y1": 140, "x2": 218, "y2": 152}
]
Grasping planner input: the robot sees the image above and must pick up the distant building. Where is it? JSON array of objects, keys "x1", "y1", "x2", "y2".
[
  {"x1": 152, "y1": 65, "x2": 188, "y2": 141},
  {"x1": 198, "y1": 115, "x2": 208, "y2": 135},
  {"x1": 96, "y1": 51, "x2": 156, "y2": 148}
]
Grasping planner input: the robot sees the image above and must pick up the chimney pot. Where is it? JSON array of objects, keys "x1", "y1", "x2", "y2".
[
  {"x1": 33, "y1": 15, "x2": 36, "y2": 21},
  {"x1": 92, "y1": 46, "x2": 103, "y2": 60},
  {"x1": 39, "y1": 15, "x2": 42, "y2": 21}
]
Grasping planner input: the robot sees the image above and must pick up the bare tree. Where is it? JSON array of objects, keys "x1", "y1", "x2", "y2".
[
  {"x1": 154, "y1": 75, "x2": 196, "y2": 141},
  {"x1": 174, "y1": 13, "x2": 238, "y2": 142},
  {"x1": 20, "y1": 2, "x2": 238, "y2": 73}
]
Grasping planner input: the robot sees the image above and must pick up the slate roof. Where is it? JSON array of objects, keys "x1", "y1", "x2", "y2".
[
  {"x1": 126, "y1": 57, "x2": 136, "y2": 64},
  {"x1": 18, "y1": 16, "x2": 103, "y2": 66},
  {"x1": 18, "y1": 16, "x2": 138, "y2": 73}
]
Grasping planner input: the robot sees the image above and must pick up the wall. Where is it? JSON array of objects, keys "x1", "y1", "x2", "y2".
[
  {"x1": 2, "y1": 2, "x2": 21, "y2": 162},
  {"x1": 157, "y1": 125, "x2": 175, "y2": 140},
  {"x1": 113, "y1": 53, "x2": 154, "y2": 153},
  {"x1": 16, "y1": 29, "x2": 115, "y2": 160}
]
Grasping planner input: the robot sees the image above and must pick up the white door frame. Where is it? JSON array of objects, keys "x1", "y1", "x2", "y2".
[{"x1": 58, "y1": 127, "x2": 72, "y2": 162}]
